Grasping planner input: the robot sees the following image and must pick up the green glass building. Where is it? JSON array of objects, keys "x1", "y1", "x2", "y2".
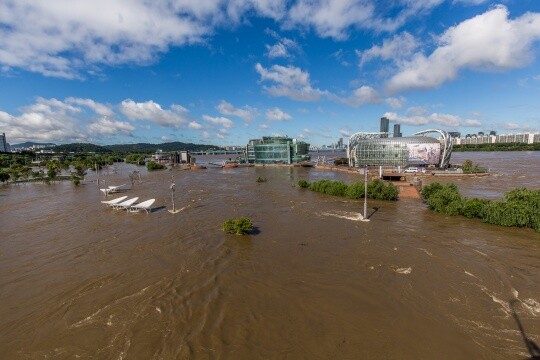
[{"x1": 246, "y1": 136, "x2": 310, "y2": 164}]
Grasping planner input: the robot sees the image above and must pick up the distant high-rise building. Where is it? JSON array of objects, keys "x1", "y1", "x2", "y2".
[
  {"x1": 393, "y1": 124, "x2": 402, "y2": 138},
  {"x1": 489, "y1": 130, "x2": 497, "y2": 136},
  {"x1": 338, "y1": 137, "x2": 343, "y2": 148},
  {"x1": 380, "y1": 117, "x2": 389, "y2": 137},
  {"x1": 448, "y1": 132, "x2": 461, "y2": 138},
  {"x1": 0, "y1": 133, "x2": 8, "y2": 153}
]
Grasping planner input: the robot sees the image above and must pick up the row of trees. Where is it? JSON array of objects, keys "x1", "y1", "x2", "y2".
[
  {"x1": 453, "y1": 142, "x2": 540, "y2": 152},
  {"x1": 421, "y1": 182, "x2": 540, "y2": 232},
  {"x1": 0, "y1": 153, "x2": 124, "y2": 185},
  {"x1": 298, "y1": 179, "x2": 399, "y2": 201}
]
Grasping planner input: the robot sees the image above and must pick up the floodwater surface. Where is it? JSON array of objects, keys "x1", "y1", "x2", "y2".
[{"x1": 1, "y1": 152, "x2": 539, "y2": 359}]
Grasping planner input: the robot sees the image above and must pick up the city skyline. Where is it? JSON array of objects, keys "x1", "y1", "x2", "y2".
[{"x1": 1, "y1": 1, "x2": 540, "y2": 147}]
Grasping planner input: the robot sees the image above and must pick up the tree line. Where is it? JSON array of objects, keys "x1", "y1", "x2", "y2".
[
  {"x1": 298, "y1": 179, "x2": 399, "y2": 201},
  {"x1": 453, "y1": 142, "x2": 540, "y2": 152}
]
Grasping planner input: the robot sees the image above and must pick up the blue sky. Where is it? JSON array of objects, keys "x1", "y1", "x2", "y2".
[{"x1": 0, "y1": 0, "x2": 539, "y2": 147}]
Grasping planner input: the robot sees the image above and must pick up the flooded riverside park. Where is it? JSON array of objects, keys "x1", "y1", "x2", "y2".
[{"x1": 1, "y1": 151, "x2": 539, "y2": 359}]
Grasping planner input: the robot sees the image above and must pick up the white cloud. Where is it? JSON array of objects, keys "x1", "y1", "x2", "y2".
[
  {"x1": 266, "y1": 107, "x2": 292, "y2": 121},
  {"x1": 88, "y1": 117, "x2": 135, "y2": 135},
  {"x1": 0, "y1": 1, "x2": 208, "y2": 78},
  {"x1": 287, "y1": 0, "x2": 374, "y2": 39},
  {"x1": 255, "y1": 63, "x2": 327, "y2": 101},
  {"x1": 265, "y1": 37, "x2": 299, "y2": 58},
  {"x1": 340, "y1": 129, "x2": 351, "y2": 137},
  {"x1": 202, "y1": 115, "x2": 234, "y2": 128},
  {"x1": 258, "y1": 123, "x2": 269, "y2": 129},
  {"x1": 383, "y1": 108, "x2": 482, "y2": 127},
  {"x1": 344, "y1": 86, "x2": 381, "y2": 107},
  {"x1": 499, "y1": 122, "x2": 537, "y2": 132},
  {"x1": 387, "y1": 6, "x2": 540, "y2": 92},
  {"x1": 188, "y1": 121, "x2": 203, "y2": 129},
  {"x1": 66, "y1": 97, "x2": 114, "y2": 117},
  {"x1": 385, "y1": 96, "x2": 406, "y2": 109},
  {"x1": 0, "y1": 1, "x2": 453, "y2": 78},
  {"x1": 217, "y1": 100, "x2": 256, "y2": 122},
  {"x1": 0, "y1": 97, "x2": 85, "y2": 142},
  {"x1": 358, "y1": 32, "x2": 419, "y2": 67},
  {"x1": 120, "y1": 99, "x2": 190, "y2": 128},
  {"x1": 453, "y1": 0, "x2": 488, "y2": 5}
]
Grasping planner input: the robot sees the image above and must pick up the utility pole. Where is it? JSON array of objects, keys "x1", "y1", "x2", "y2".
[
  {"x1": 168, "y1": 175, "x2": 180, "y2": 214},
  {"x1": 362, "y1": 164, "x2": 370, "y2": 222}
]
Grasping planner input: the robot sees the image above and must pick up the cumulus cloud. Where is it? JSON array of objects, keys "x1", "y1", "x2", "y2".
[
  {"x1": 188, "y1": 121, "x2": 203, "y2": 129},
  {"x1": 266, "y1": 107, "x2": 292, "y2": 121},
  {"x1": 255, "y1": 63, "x2": 327, "y2": 101},
  {"x1": 287, "y1": 0, "x2": 374, "y2": 39},
  {"x1": 344, "y1": 86, "x2": 381, "y2": 107},
  {"x1": 202, "y1": 115, "x2": 234, "y2": 128},
  {"x1": 0, "y1": 1, "x2": 209, "y2": 78},
  {"x1": 217, "y1": 100, "x2": 256, "y2": 122},
  {"x1": 66, "y1": 97, "x2": 114, "y2": 117},
  {"x1": 387, "y1": 6, "x2": 540, "y2": 92},
  {"x1": 0, "y1": 1, "x2": 456, "y2": 78},
  {"x1": 120, "y1": 99, "x2": 190, "y2": 128},
  {"x1": 383, "y1": 107, "x2": 482, "y2": 127},
  {"x1": 88, "y1": 117, "x2": 135, "y2": 135},
  {"x1": 0, "y1": 97, "x2": 85, "y2": 142},
  {"x1": 385, "y1": 96, "x2": 406, "y2": 109},
  {"x1": 358, "y1": 32, "x2": 419, "y2": 67}
]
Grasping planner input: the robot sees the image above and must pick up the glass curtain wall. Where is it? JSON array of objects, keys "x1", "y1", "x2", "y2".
[{"x1": 355, "y1": 139, "x2": 408, "y2": 167}]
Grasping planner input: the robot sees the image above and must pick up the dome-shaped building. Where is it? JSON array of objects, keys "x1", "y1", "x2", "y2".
[{"x1": 348, "y1": 130, "x2": 452, "y2": 168}]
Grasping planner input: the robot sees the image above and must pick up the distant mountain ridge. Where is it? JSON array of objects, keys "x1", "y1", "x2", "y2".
[
  {"x1": 44, "y1": 141, "x2": 221, "y2": 153},
  {"x1": 12, "y1": 141, "x2": 56, "y2": 148}
]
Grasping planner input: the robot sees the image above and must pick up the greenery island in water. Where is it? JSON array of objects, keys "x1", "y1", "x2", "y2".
[
  {"x1": 421, "y1": 183, "x2": 540, "y2": 232},
  {"x1": 298, "y1": 179, "x2": 399, "y2": 201}
]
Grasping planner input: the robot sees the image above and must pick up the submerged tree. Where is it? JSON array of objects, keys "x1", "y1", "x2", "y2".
[{"x1": 223, "y1": 217, "x2": 254, "y2": 235}]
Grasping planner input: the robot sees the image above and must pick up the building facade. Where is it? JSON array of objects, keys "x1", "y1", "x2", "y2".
[
  {"x1": 352, "y1": 136, "x2": 442, "y2": 167},
  {"x1": 380, "y1": 117, "x2": 389, "y2": 138},
  {"x1": 0, "y1": 133, "x2": 9, "y2": 153},
  {"x1": 246, "y1": 136, "x2": 310, "y2": 164},
  {"x1": 393, "y1": 124, "x2": 402, "y2": 138},
  {"x1": 452, "y1": 132, "x2": 540, "y2": 145}
]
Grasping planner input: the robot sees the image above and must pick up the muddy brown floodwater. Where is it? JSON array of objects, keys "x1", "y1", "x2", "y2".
[{"x1": 1, "y1": 151, "x2": 539, "y2": 359}]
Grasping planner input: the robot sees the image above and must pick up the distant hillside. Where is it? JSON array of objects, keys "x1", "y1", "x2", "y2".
[
  {"x1": 42, "y1": 141, "x2": 222, "y2": 154},
  {"x1": 12, "y1": 141, "x2": 56, "y2": 148},
  {"x1": 104, "y1": 142, "x2": 221, "y2": 153},
  {"x1": 51, "y1": 143, "x2": 112, "y2": 153}
]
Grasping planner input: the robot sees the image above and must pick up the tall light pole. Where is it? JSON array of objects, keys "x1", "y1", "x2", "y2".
[
  {"x1": 362, "y1": 164, "x2": 370, "y2": 222},
  {"x1": 168, "y1": 175, "x2": 180, "y2": 214}
]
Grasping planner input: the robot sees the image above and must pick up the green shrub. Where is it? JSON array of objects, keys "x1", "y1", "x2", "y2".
[
  {"x1": 425, "y1": 183, "x2": 463, "y2": 216},
  {"x1": 256, "y1": 176, "x2": 267, "y2": 183},
  {"x1": 309, "y1": 179, "x2": 348, "y2": 196},
  {"x1": 461, "y1": 198, "x2": 489, "y2": 218},
  {"x1": 421, "y1": 182, "x2": 444, "y2": 200},
  {"x1": 0, "y1": 171, "x2": 9, "y2": 183},
  {"x1": 298, "y1": 179, "x2": 310, "y2": 188},
  {"x1": 368, "y1": 179, "x2": 399, "y2": 200},
  {"x1": 345, "y1": 182, "x2": 365, "y2": 199},
  {"x1": 147, "y1": 162, "x2": 166, "y2": 171},
  {"x1": 223, "y1": 217, "x2": 254, "y2": 235},
  {"x1": 422, "y1": 182, "x2": 539, "y2": 232}
]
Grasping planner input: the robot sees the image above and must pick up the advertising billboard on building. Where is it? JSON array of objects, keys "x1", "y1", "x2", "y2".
[{"x1": 407, "y1": 142, "x2": 440, "y2": 165}]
